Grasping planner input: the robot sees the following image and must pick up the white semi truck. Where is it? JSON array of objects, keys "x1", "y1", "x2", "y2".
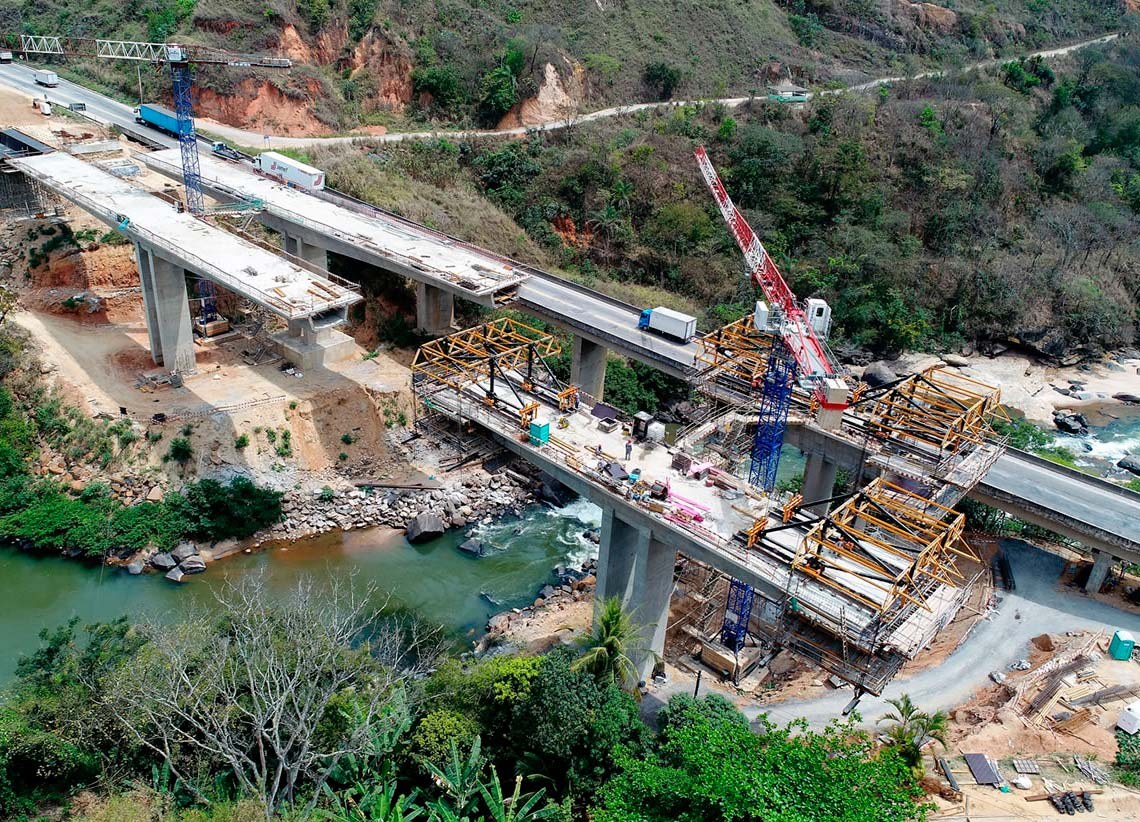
[
  {"x1": 33, "y1": 69, "x2": 58, "y2": 87},
  {"x1": 253, "y1": 151, "x2": 325, "y2": 191},
  {"x1": 637, "y1": 306, "x2": 697, "y2": 342}
]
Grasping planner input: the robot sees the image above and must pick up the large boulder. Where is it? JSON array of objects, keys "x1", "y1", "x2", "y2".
[
  {"x1": 126, "y1": 560, "x2": 145, "y2": 575},
  {"x1": 1113, "y1": 393, "x2": 1140, "y2": 405},
  {"x1": 458, "y1": 538, "x2": 486, "y2": 557},
  {"x1": 405, "y1": 511, "x2": 446, "y2": 544},
  {"x1": 861, "y1": 361, "x2": 897, "y2": 388},
  {"x1": 171, "y1": 542, "x2": 198, "y2": 562},
  {"x1": 180, "y1": 555, "x2": 207, "y2": 574},
  {"x1": 1118, "y1": 455, "x2": 1140, "y2": 476},
  {"x1": 165, "y1": 567, "x2": 186, "y2": 583},
  {"x1": 151, "y1": 552, "x2": 177, "y2": 571},
  {"x1": 1053, "y1": 411, "x2": 1087, "y2": 436}
]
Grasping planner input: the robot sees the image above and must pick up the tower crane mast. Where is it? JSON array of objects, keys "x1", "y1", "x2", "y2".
[{"x1": 16, "y1": 35, "x2": 290, "y2": 216}]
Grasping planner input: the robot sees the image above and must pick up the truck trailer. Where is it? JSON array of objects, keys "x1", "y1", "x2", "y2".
[
  {"x1": 253, "y1": 151, "x2": 325, "y2": 191},
  {"x1": 33, "y1": 69, "x2": 58, "y2": 87},
  {"x1": 135, "y1": 103, "x2": 181, "y2": 136},
  {"x1": 638, "y1": 307, "x2": 697, "y2": 342}
]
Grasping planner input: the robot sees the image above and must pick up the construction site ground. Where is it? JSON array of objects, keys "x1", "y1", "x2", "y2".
[{"x1": 3, "y1": 206, "x2": 415, "y2": 494}]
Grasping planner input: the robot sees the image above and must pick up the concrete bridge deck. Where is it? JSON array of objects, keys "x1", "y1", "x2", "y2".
[
  {"x1": 138, "y1": 149, "x2": 700, "y2": 375},
  {"x1": 142, "y1": 149, "x2": 528, "y2": 305},
  {"x1": 12, "y1": 151, "x2": 361, "y2": 320}
]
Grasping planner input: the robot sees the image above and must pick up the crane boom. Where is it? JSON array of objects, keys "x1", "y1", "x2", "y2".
[{"x1": 694, "y1": 147, "x2": 844, "y2": 405}]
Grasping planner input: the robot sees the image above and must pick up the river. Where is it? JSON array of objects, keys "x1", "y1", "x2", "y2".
[
  {"x1": 1049, "y1": 404, "x2": 1140, "y2": 478},
  {"x1": 0, "y1": 444, "x2": 807, "y2": 685},
  {"x1": 0, "y1": 497, "x2": 603, "y2": 683}
]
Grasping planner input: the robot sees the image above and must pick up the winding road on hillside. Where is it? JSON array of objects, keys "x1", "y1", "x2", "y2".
[
  {"x1": 193, "y1": 32, "x2": 1120, "y2": 149},
  {"x1": 0, "y1": 32, "x2": 1120, "y2": 150}
]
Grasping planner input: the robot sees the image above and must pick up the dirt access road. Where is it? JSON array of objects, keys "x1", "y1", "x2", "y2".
[
  {"x1": 644, "y1": 539, "x2": 1140, "y2": 730},
  {"x1": 198, "y1": 33, "x2": 1121, "y2": 150}
]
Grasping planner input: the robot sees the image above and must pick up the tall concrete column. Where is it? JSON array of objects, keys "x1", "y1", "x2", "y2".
[
  {"x1": 134, "y1": 243, "x2": 161, "y2": 364},
  {"x1": 595, "y1": 507, "x2": 675, "y2": 679},
  {"x1": 149, "y1": 253, "x2": 196, "y2": 374},
  {"x1": 1085, "y1": 550, "x2": 1114, "y2": 594},
  {"x1": 802, "y1": 453, "x2": 839, "y2": 515},
  {"x1": 571, "y1": 335, "x2": 607, "y2": 401},
  {"x1": 415, "y1": 282, "x2": 454, "y2": 335}
]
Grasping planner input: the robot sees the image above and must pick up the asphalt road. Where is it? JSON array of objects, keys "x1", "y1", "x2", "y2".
[
  {"x1": 982, "y1": 450, "x2": 1140, "y2": 556},
  {"x1": 0, "y1": 62, "x2": 177, "y2": 148},
  {"x1": 645, "y1": 539, "x2": 1140, "y2": 729}
]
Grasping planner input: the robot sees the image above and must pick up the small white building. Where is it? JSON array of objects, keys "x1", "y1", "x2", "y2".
[{"x1": 1117, "y1": 700, "x2": 1140, "y2": 734}]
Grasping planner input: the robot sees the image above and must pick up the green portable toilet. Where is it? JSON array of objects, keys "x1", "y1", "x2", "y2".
[
  {"x1": 529, "y1": 420, "x2": 550, "y2": 447},
  {"x1": 1109, "y1": 630, "x2": 1135, "y2": 661}
]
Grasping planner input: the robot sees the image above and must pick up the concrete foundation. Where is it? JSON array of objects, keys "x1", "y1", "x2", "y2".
[
  {"x1": 571, "y1": 336, "x2": 608, "y2": 401},
  {"x1": 596, "y1": 507, "x2": 676, "y2": 679},
  {"x1": 415, "y1": 282, "x2": 455, "y2": 335},
  {"x1": 802, "y1": 452, "x2": 839, "y2": 515},
  {"x1": 136, "y1": 243, "x2": 195, "y2": 374},
  {"x1": 282, "y1": 231, "x2": 328, "y2": 270},
  {"x1": 1085, "y1": 550, "x2": 1114, "y2": 594},
  {"x1": 274, "y1": 318, "x2": 355, "y2": 370}
]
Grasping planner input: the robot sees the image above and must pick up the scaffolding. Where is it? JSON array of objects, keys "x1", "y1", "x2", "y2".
[
  {"x1": 720, "y1": 579, "x2": 756, "y2": 651},
  {"x1": 749, "y1": 340, "x2": 797, "y2": 491}
]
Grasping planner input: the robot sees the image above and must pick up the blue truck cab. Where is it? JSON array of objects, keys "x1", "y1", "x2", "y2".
[{"x1": 638, "y1": 308, "x2": 652, "y2": 330}]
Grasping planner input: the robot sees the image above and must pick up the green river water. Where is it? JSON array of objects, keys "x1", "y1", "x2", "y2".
[{"x1": 0, "y1": 446, "x2": 809, "y2": 684}]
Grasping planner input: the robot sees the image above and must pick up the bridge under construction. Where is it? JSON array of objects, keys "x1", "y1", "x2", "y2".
[{"x1": 410, "y1": 316, "x2": 1008, "y2": 694}]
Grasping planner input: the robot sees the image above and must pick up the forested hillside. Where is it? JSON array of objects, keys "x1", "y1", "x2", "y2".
[
  {"x1": 1, "y1": 0, "x2": 1130, "y2": 130},
  {"x1": 307, "y1": 39, "x2": 1140, "y2": 361}
]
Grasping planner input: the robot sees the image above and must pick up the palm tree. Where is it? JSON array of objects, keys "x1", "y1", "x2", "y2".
[
  {"x1": 478, "y1": 767, "x2": 558, "y2": 822},
  {"x1": 572, "y1": 597, "x2": 647, "y2": 691},
  {"x1": 878, "y1": 693, "x2": 948, "y2": 775}
]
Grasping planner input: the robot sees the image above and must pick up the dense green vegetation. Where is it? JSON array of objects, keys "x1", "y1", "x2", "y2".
[
  {"x1": 0, "y1": 327, "x2": 282, "y2": 558},
  {"x1": 1, "y1": 1, "x2": 1127, "y2": 130},
  {"x1": 0, "y1": 583, "x2": 932, "y2": 820},
  {"x1": 312, "y1": 38, "x2": 1140, "y2": 361}
]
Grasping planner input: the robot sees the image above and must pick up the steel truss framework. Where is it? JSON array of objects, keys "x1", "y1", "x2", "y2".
[
  {"x1": 862, "y1": 366, "x2": 1007, "y2": 463},
  {"x1": 791, "y1": 478, "x2": 976, "y2": 616},
  {"x1": 19, "y1": 35, "x2": 292, "y2": 67},
  {"x1": 694, "y1": 314, "x2": 776, "y2": 402},
  {"x1": 410, "y1": 318, "x2": 577, "y2": 430}
]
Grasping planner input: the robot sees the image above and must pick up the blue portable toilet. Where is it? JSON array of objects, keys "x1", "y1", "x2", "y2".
[
  {"x1": 1109, "y1": 630, "x2": 1135, "y2": 661},
  {"x1": 529, "y1": 420, "x2": 550, "y2": 447}
]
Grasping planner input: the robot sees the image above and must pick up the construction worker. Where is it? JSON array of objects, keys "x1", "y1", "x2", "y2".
[
  {"x1": 624, "y1": 438, "x2": 633, "y2": 461},
  {"x1": 594, "y1": 443, "x2": 604, "y2": 458}
]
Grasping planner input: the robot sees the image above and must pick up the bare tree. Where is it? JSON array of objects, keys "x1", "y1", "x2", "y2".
[{"x1": 102, "y1": 574, "x2": 442, "y2": 818}]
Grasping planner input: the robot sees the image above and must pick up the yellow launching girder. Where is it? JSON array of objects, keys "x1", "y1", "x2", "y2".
[
  {"x1": 793, "y1": 478, "x2": 977, "y2": 615},
  {"x1": 411, "y1": 317, "x2": 562, "y2": 392},
  {"x1": 865, "y1": 366, "x2": 1007, "y2": 457},
  {"x1": 694, "y1": 315, "x2": 776, "y2": 389}
]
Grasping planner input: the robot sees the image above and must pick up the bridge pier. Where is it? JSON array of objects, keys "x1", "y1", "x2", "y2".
[
  {"x1": 1085, "y1": 550, "x2": 1114, "y2": 594},
  {"x1": 282, "y1": 230, "x2": 328, "y2": 270},
  {"x1": 415, "y1": 283, "x2": 455, "y2": 335},
  {"x1": 135, "y1": 243, "x2": 195, "y2": 374},
  {"x1": 571, "y1": 336, "x2": 607, "y2": 401},
  {"x1": 273, "y1": 313, "x2": 355, "y2": 370},
  {"x1": 597, "y1": 507, "x2": 675, "y2": 679},
  {"x1": 802, "y1": 453, "x2": 839, "y2": 515}
]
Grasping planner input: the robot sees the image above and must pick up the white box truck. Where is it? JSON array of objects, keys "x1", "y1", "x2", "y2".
[
  {"x1": 33, "y1": 69, "x2": 58, "y2": 87},
  {"x1": 253, "y1": 151, "x2": 325, "y2": 191},
  {"x1": 638, "y1": 306, "x2": 697, "y2": 342}
]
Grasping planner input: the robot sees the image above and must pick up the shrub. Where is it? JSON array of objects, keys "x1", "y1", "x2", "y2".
[
  {"x1": 341, "y1": 432, "x2": 355, "y2": 445},
  {"x1": 643, "y1": 61, "x2": 681, "y2": 100},
  {"x1": 234, "y1": 433, "x2": 250, "y2": 449},
  {"x1": 165, "y1": 437, "x2": 193, "y2": 464}
]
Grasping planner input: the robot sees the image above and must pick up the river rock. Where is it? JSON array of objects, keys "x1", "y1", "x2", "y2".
[
  {"x1": 1118, "y1": 455, "x2": 1140, "y2": 476},
  {"x1": 458, "y1": 538, "x2": 485, "y2": 557},
  {"x1": 151, "y1": 552, "x2": 177, "y2": 570},
  {"x1": 126, "y1": 560, "x2": 144, "y2": 575},
  {"x1": 861, "y1": 361, "x2": 897, "y2": 388},
  {"x1": 1113, "y1": 393, "x2": 1140, "y2": 404},
  {"x1": 171, "y1": 542, "x2": 198, "y2": 562},
  {"x1": 146, "y1": 485, "x2": 164, "y2": 502},
  {"x1": 165, "y1": 567, "x2": 186, "y2": 583},
  {"x1": 942, "y1": 353, "x2": 971, "y2": 367},
  {"x1": 180, "y1": 555, "x2": 207, "y2": 574},
  {"x1": 406, "y1": 511, "x2": 446, "y2": 544},
  {"x1": 487, "y1": 613, "x2": 510, "y2": 634},
  {"x1": 1053, "y1": 411, "x2": 1087, "y2": 435}
]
